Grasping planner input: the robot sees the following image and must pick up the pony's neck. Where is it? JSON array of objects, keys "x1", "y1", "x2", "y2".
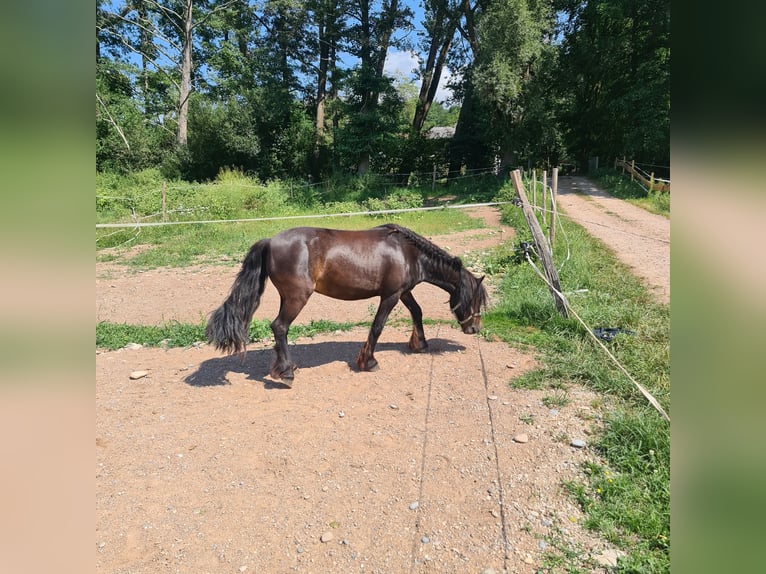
[{"x1": 420, "y1": 257, "x2": 461, "y2": 294}]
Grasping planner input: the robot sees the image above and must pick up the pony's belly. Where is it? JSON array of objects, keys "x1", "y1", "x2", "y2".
[{"x1": 314, "y1": 280, "x2": 380, "y2": 301}]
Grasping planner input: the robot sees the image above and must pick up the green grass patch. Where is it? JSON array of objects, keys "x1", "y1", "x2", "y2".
[
  {"x1": 96, "y1": 168, "x2": 489, "y2": 268},
  {"x1": 483, "y1": 181, "x2": 670, "y2": 572},
  {"x1": 96, "y1": 319, "x2": 362, "y2": 351}
]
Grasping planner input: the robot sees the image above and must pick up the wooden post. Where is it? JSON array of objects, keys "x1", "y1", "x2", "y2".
[
  {"x1": 532, "y1": 169, "x2": 537, "y2": 211},
  {"x1": 542, "y1": 171, "x2": 548, "y2": 226},
  {"x1": 650, "y1": 172, "x2": 655, "y2": 192},
  {"x1": 161, "y1": 181, "x2": 167, "y2": 222},
  {"x1": 542, "y1": 170, "x2": 548, "y2": 226},
  {"x1": 630, "y1": 159, "x2": 635, "y2": 182},
  {"x1": 550, "y1": 167, "x2": 558, "y2": 249},
  {"x1": 432, "y1": 163, "x2": 436, "y2": 194},
  {"x1": 510, "y1": 170, "x2": 568, "y2": 317}
]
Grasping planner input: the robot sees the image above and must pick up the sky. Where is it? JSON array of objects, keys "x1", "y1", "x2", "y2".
[
  {"x1": 380, "y1": 1, "x2": 457, "y2": 105},
  {"x1": 383, "y1": 48, "x2": 457, "y2": 105}
]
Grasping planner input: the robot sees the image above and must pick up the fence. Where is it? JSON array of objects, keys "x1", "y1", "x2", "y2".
[{"x1": 615, "y1": 157, "x2": 670, "y2": 193}]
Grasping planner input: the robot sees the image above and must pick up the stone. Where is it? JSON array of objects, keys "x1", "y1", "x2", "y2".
[
  {"x1": 513, "y1": 433, "x2": 529, "y2": 444},
  {"x1": 594, "y1": 548, "x2": 624, "y2": 567},
  {"x1": 129, "y1": 370, "x2": 149, "y2": 380},
  {"x1": 409, "y1": 501, "x2": 419, "y2": 510},
  {"x1": 320, "y1": 531, "x2": 334, "y2": 543},
  {"x1": 570, "y1": 439, "x2": 587, "y2": 449}
]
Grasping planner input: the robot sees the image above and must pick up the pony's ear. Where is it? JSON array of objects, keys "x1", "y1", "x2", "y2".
[{"x1": 478, "y1": 275, "x2": 485, "y2": 284}]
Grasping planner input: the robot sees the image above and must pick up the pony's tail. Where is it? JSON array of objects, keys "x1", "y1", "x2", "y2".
[{"x1": 206, "y1": 239, "x2": 270, "y2": 354}]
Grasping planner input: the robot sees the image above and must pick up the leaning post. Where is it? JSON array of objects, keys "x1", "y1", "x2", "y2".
[
  {"x1": 550, "y1": 167, "x2": 558, "y2": 249},
  {"x1": 510, "y1": 169, "x2": 568, "y2": 317}
]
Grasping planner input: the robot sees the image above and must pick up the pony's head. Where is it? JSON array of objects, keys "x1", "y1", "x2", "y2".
[{"x1": 450, "y1": 268, "x2": 488, "y2": 334}]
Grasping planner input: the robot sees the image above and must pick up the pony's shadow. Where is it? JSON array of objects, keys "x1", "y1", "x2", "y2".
[{"x1": 183, "y1": 338, "x2": 466, "y2": 389}]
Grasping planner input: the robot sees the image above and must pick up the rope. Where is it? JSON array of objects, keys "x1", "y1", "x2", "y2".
[
  {"x1": 95, "y1": 201, "x2": 515, "y2": 229},
  {"x1": 524, "y1": 251, "x2": 670, "y2": 422},
  {"x1": 477, "y1": 337, "x2": 512, "y2": 569},
  {"x1": 409, "y1": 325, "x2": 438, "y2": 572}
]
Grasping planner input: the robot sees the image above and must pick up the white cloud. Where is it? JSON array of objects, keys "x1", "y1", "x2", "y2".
[{"x1": 383, "y1": 49, "x2": 457, "y2": 105}]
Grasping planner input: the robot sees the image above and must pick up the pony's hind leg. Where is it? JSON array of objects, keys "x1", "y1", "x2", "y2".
[
  {"x1": 270, "y1": 292, "x2": 310, "y2": 384},
  {"x1": 400, "y1": 290, "x2": 428, "y2": 353}
]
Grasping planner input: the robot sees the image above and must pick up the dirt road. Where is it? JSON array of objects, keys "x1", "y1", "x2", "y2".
[{"x1": 555, "y1": 176, "x2": 670, "y2": 304}]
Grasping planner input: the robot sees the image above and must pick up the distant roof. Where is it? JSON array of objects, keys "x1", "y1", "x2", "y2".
[{"x1": 425, "y1": 126, "x2": 456, "y2": 139}]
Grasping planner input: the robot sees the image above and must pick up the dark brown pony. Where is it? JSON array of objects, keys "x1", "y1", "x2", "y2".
[{"x1": 206, "y1": 224, "x2": 487, "y2": 383}]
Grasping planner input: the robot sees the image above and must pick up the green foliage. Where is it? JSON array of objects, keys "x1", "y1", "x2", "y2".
[
  {"x1": 558, "y1": 0, "x2": 670, "y2": 167},
  {"x1": 96, "y1": 172, "x2": 490, "y2": 265}
]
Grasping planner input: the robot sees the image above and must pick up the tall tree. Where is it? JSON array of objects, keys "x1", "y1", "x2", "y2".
[
  {"x1": 412, "y1": 0, "x2": 462, "y2": 134},
  {"x1": 344, "y1": 0, "x2": 413, "y2": 173},
  {"x1": 558, "y1": 0, "x2": 670, "y2": 166},
  {"x1": 449, "y1": 0, "x2": 553, "y2": 170},
  {"x1": 97, "y1": 1, "x2": 238, "y2": 147}
]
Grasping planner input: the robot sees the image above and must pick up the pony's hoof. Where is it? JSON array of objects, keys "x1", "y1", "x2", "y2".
[
  {"x1": 270, "y1": 367, "x2": 295, "y2": 386},
  {"x1": 409, "y1": 343, "x2": 428, "y2": 353}
]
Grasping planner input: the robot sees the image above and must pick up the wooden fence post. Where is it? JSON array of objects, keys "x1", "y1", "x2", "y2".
[
  {"x1": 650, "y1": 172, "x2": 655, "y2": 192},
  {"x1": 542, "y1": 170, "x2": 548, "y2": 226},
  {"x1": 510, "y1": 169, "x2": 568, "y2": 317},
  {"x1": 162, "y1": 181, "x2": 167, "y2": 222},
  {"x1": 550, "y1": 167, "x2": 558, "y2": 249},
  {"x1": 542, "y1": 171, "x2": 548, "y2": 226},
  {"x1": 532, "y1": 169, "x2": 537, "y2": 211},
  {"x1": 630, "y1": 159, "x2": 635, "y2": 182}
]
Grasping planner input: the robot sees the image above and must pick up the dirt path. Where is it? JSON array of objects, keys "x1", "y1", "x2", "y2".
[
  {"x1": 96, "y1": 200, "x2": 665, "y2": 573},
  {"x1": 555, "y1": 176, "x2": 670, "y2": 304}
]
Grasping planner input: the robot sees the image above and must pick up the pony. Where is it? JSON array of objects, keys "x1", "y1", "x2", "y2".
[{"x1": 206, "y1": 224, "x2": 487, "y2": 384}]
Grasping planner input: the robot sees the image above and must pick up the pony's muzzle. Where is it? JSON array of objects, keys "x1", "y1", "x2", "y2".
[{"x1": 461, "y1": 318, "x2": 481, "y2": 334}]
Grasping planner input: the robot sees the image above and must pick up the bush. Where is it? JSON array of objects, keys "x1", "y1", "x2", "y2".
[{"x1": 362, "y1": 187, "x2": 424, "y2": 214}]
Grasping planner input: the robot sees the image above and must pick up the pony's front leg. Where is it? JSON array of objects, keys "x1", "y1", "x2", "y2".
[
  {"x1": 400, "y1": 290, "x2": 428, "y2": 353},
  {"x1": 356, "y1": 293, "x2": 400, "y2": 372}
]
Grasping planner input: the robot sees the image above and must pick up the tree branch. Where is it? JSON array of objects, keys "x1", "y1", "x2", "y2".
[{"x1": 96, "y1": 93, "x2": 131, "y2": 151}]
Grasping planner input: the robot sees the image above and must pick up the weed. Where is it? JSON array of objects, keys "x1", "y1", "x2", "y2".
[
  {"x1": 520, "y1": 413, "x2": 535, "y2": 425},
  {"x1": 542, "y1": 391, "x2": 570, "y2": 409}
]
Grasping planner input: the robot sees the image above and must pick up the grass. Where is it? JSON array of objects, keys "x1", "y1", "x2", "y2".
[
  {"x1": 96, "y1": 319, "x2": 362, "y2": 351},
  {"x1": 591, "y1": 169, "x2": 670, "y2": 217},
  {"x1": 480, "y1": 180, "x2": 670, "y2": 572},
  {"x1": 96, "y1": 169, "x2": 494, "y2": 268}
]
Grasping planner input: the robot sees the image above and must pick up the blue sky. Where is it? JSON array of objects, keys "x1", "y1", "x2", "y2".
[
  {"x1": 380, "y1": 1, "x2": 457, "y2": 104},
  {"x1": 383, "y1": 48, "x2": 457, "y2": 104}
]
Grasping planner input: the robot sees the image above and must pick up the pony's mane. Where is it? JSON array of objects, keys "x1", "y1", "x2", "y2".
[{"x1": 382, "y1": 224, "x2": 462, "y2": 271}]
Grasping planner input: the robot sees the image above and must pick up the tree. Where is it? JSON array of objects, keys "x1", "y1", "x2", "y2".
[
  {"x1": 449, "y1": 0, "x2": 554, "y2": 171},
  {"x1": 97, "y1": 0, "x2": 238, "y2": 147},
  {"x1": 558, "y1": 0, "x2": 670, "y2": 166},
  {"x1": 343, "y1": 0, "x2": 413, "y2": 173},
  {"x1": 412, "y1": 0, "x2": 462, "y2": 134}
]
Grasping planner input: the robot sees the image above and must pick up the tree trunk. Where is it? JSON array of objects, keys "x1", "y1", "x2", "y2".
[
  {"x1": 177, "y1": 0, "x2": 194, "y2": 147},
  {"x1": 413, "y1": 4, "x2": 460, "y2": 134}
]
